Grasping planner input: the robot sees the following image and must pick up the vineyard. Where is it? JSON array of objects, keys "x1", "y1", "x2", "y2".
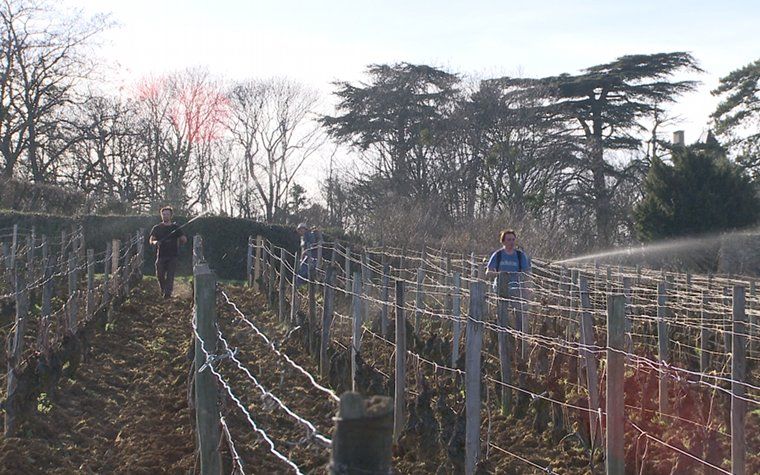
[{"x1": 0, "y1": 225, "x2": 758, "y2": 474}]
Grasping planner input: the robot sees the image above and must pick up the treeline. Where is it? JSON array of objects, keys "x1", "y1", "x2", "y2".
[{"x1": 1, "y1": 1, "x2": 758, "y2": 256}]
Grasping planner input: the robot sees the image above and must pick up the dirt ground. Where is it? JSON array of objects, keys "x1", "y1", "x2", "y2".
[{"x1": 0, "y1": 278, "x2": 196, "y2": 474}]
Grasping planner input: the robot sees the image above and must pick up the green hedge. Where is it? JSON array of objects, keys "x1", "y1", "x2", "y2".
[{"x1": 0, "y1": 211, "x2": 300, "y2": 280}]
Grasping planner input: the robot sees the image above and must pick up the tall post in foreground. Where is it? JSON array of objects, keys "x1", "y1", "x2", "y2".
[
  {"x1": 394, "y1": 280, "x2": 406, "y2": 443},
  {"x1": 246, "y1": 236, "x2": 254, "y2": 286},
  {"x1": 579, "y1": 276, "x2": 601, "y2": 448},
  {"x1": 329, "y1": 392, "x2": 393, "y2": 474},
  {"x1": 320, "y1": 266, "x2": 336, "y2": 378},
  {"x1": 606, "y1": 294, "x2": 626, "y2": 475},
  {"x1": 193, "y1": 262, "x2": 222, "y2": 475},
  {"x1": 465, "y1": 281, "x2": 485, "y2": 475},
  {"x1": 451, "y1": 272, "x2": 462, "y2": 366},
  {"x1": 253, "y1": 235, "x2": 263, "y2": 292},
  {"x1": 351, "y1": 272, "x2": 362, "y2": 392},
  {"x1": 656, "y1": 281, "x2": 669, "y2": 415},
  {"x1": 732, "y1": 285, "x2": 747, "y2": 475},
  {"x1": 5, "y1": 265, "x2": 28, "y2": 437}
]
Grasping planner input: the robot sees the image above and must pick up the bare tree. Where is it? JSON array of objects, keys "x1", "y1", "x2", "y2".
[{"x1": 227, "y1": 77, "x2": 323, "y2": 223}]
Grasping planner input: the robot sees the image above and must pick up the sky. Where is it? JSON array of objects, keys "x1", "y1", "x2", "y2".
[{"x1": 65, "y1": 0, "x2": 760, "y2": 190}]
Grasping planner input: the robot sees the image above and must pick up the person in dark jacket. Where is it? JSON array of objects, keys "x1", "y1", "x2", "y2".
[{"x1": 149, "y1": 206, "x2": 187, "y2": 298}]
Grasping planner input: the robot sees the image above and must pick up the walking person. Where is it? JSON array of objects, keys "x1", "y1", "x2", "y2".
[
  {"x1": 485, "y1": 229, "x2": 532, "y2": 331},
  {"x1": 149, "y1": 206, "x2": 187, "y2": 299}
]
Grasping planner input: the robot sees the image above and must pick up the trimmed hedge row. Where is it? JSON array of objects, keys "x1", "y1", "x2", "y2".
[{"x1": 0, "y1": 211, "x2": 300, "y2": 280}]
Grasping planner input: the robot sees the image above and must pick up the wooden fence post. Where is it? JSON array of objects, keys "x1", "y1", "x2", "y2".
[
  {"x1": 246, "y1": 235, "x2": 254, "y2": 287},
  {"x1": 393, "y1": 280, "x2": 406, "y2": 443},
  {"x1": 308, "y1": 259, "x2": 317, "y2": 355},
  {"x1": 68, "y1": 253, "x2": 79, "y2": 332},
  {"x1": 5, "y1": 263, "x2": 29, "y2": 437},
  {"x1": 253, "y1": 235, "x2": 262, "y2": 292},
  {"x1": 278, "y1": 248, "x2": 286, "y2": 322},
  {"x1": 86, "y1": 249, "x2": 95, "y2": 320},
  {"x1": 414, "y1": 268, "x2": 424, "y2": 333},
  {"x1": 39, "y1": 237, "x2": 53, "y2": 351},
  {"x1": 103, "y1": 241, "x2": 112, "y2": 321},
  {"x1": 579, "y1": 276, "x2": 602, "y2": 448},
  {"x1": 732, "y1": 285, "x2": 747, "y2": 475},
  {"x1": 345, "y1": 246, "x2": 352, "y2": 293},
  {"x1": 380, "y1": 258, "x2": 390, "y2": 338},
  {"x1": 700, "y1": 291, "x2": 710, "y2": 375},
  {"x1": 465, "y1": 281, "x2": 485, "y2": 475},
  {"x1": 749, "y1": 281, "x2": 756, "y2": 357},
  {"x1": 351, "y1": 272, "x2": 362, "y2": 392},
  {"x1": 193, "y1": 262, "x2": 222, "y2": 474},
  {"x1": 290, "y1": 251, "x2": 300, "y2": 326},
  {"x1": 657, "y1": 281, "x2": 669, "y2": 415},
  {"x1": 451, "y1": 272, "x2": 462, "y2": 367},
  {"x1": 122, "y1": 237, "x2": 132, "y2": 295},
  {"x1": 320, "y1": 265, "x2": 336, "y2": 378},
  {"x1": 496, "y1": 273, "x2": 513, "y2": 415},
  {"x1": 111, "y1": 239, "x2": 121, "y2": 299},
  {"x1": 329, "y1": 392, "x2": 393, "y2": 474},
  {"x1": 606, "y1": 294, "x2": 626, "y2": 475}
]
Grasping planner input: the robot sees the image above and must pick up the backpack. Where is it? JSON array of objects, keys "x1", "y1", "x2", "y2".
[{"x1": 495, "y1": 249, "x2": 524, "y2": 273}]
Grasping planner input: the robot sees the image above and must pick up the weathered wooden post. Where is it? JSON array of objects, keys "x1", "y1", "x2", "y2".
[
  {"x1": 465, "y1": 281, "x2": 485, "y2": 475},
  {"x1": 329, "y1": 392, "x2": 393, "y2": 474},
  {"x1": 496, "y1": 273, "x2": 513, "y2": 415},
  {"x1": 68, "y1": 253, "x2": 79, "y2": 332},
  {"x1": 193, "y1": 261, "x2": 222, "y2": 475},
  {"x1": 246, "y1": 236, "x2": 254, "y2": 287},
  {"x1": 308, "y1": 259, "x2": 317, "y2": 355},
  {"x1": 657, "y1": 281, "x2": 669, "y2": 415},
  {"x1": 394, "y1": 280, "x2": 406, "y2": 442},
  {"x1": 451, "y1": 272, "x2": 462, "y2": 367},
  {"x1": 700, "y1": 290, "x2": 710, "y2": 375},
  {"x1": 267, "y1": 242, "x2": 276, "y2": 304},
  {"x1": 278, "y1": 248, "x2": 286, "y2": 322},
  {"x1": 39, "y1": 238, "x2": 53, "y2": 351},
  {"x1": 606, "y1": 294, "x2": 626, "y2": 475},
  {"x1": 320, "y1": 266, "x2": 336, "y2": 379},
  {"x1": 316, "y1": 231, "x2": 324, "y2": 270},
  {"x1": 732, "y1": 285, "x2": 747, "y2": 475},
  {"x1": 103, "y1": 241, "x2": 112, "y2": 321},
  {"x1": 122, "y1": 236, "x2": 132, "y2": 295},
  {"x1": 380, "y1": 257, "x2": 390, "y2": 338},
  {"x1": 86, "y1": 249, "x2": 95, "y2": 320},
  {"x1": 111, "y1": 239, "x2": 121, "y2": 298},
  {"x1": 290, "y1": 251, "x2": 300, "y2": 326},
  {"x1": 414, "y1": 268, "x2": 424, "y2": 333},
  {"x1": 5, "y1": 263, "x2": 29, "y2": 437},
  {"x1": 579, "y1": 276, "x2": 601, "y2": 448},
  {"x1": 253, "y1": 235, "x2": 263, "y2": 292},
  {"x1": 622, "y1": 276, "x2": 632, "y2": 349},
  {"x1": 351, "y1": 272, "x2": 362, "y2": 392},
  {"x1": 344, "y1": 246, "x2": 352, "y2": 293}
]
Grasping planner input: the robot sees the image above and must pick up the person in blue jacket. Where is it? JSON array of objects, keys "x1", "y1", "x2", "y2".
[{"x1": 485, "y1": 229, "x2": 531, "y2": 332}]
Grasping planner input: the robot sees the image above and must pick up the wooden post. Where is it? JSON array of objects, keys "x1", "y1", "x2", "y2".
[
  {"x1": 5, "y1": 264, "x2": 29, "y2": 437},
  {"x1": 750, "y1": 281, "x2": 757, "y2": 356},
  {"x1": 723, "y1": 286, "x2": 732, "y2": 355},
  {"x1": 122, "y1": 236, "x2": 132, "y2": 295},
  {"x1": 290, "y1": 251, "x2": 300, "y2": 325},
  {"x1": 700, "y1": 291, "x2": 710, "y2": 375},
  {"x1": 351, "y1": 272, "x2": 362, "y2": 392},
  {"x1": 380, "y1": 258, "x2": 390, "y2": 338},
  {"x1": 579, "y1": 276, "x2": 602, "y2": 448},
  {"x1": 465, "y1": 281, "x2": 485, "y2": 475},
  {"x1": 253, "y1": 235, "x2": 263, "y2": 292},
  {"x1": 86, "y1": 249, "x2": 95, "y2": 320},
  {"x1": 345, "y1": 246, "x2": 352, "y2": 293},
  {"x1": 193, "y1": 262, "x2": 222, "y2": 474},
  {"x1": 320, "y1": 266, "x2": 336, "y2": 378},
  {"x1": 394, "y1": 280, "x2": 406, "y2": 443},
  {"x1": 657, "y1": 281, "x2": 669, "y2": 415},
  {"x1": 308, "y1": 259, "x2": 317, "y2": 355},
  {"x1": 414, "y1": 268, "x2": 424, "y2": 333},
  {"x1": 68, "y1": 253, "x2": 79, "y2": 332},
  {"x1": 267, "y1": 242, "x2": 275, "y2": 304},
  {"x1": 329, "y1": 392, "x2": 393, "y2": 475},
  {"x1": 111, "y1": 239, "x2": 121, "y2": 297},
  {"x1": 10, "y1": 223, "x2": 17, "y2": 273},
  {"x1": 606, "y1": 294, "x2": 626, "y2": 475},
  {"x1": 39, "y1": 238, "x2": 53, "y2": 351},
  {"x1": 732, "y1": 285, "x2": 747, "y2": 475},
  {"x1": 246, "y1": 235, "x2": 253, "y2": 287},
  {"x1": 103, "y1": 241, "x2": 112, "y2": 320},
  {"x1": 193, "y1": 235, "x2": 204, "y2": 267},
  {"x1": 316, "y1": 231, "x2": 324, "y2": 270},
  {"x1": 451, "y1": 272, "x2": 462, "y2": 367},
  {"x1": 26, "y1": 232, "x2": 35, "y2": 287},
  {"x1": 622, "y1": 276, "x2": 632, "y2": 347},
  {"x1": 361, "y1": 252, "x2": 370, "y2": 326},
  {"x1": 278, "y1": 248, "x2": 286, "y2": 322},
  {"x1": 496, "y1": 273, "x2": 513, "y2": 415}
]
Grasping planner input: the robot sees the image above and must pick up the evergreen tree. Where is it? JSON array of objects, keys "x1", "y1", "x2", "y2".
[{"x1": 635, "y1": 138, "x2": 759, "y2": 241}]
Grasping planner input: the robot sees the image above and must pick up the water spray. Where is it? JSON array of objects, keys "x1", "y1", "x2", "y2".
[{"x1": 155, "y1": 210, "x2": 211, "y2": 244}]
